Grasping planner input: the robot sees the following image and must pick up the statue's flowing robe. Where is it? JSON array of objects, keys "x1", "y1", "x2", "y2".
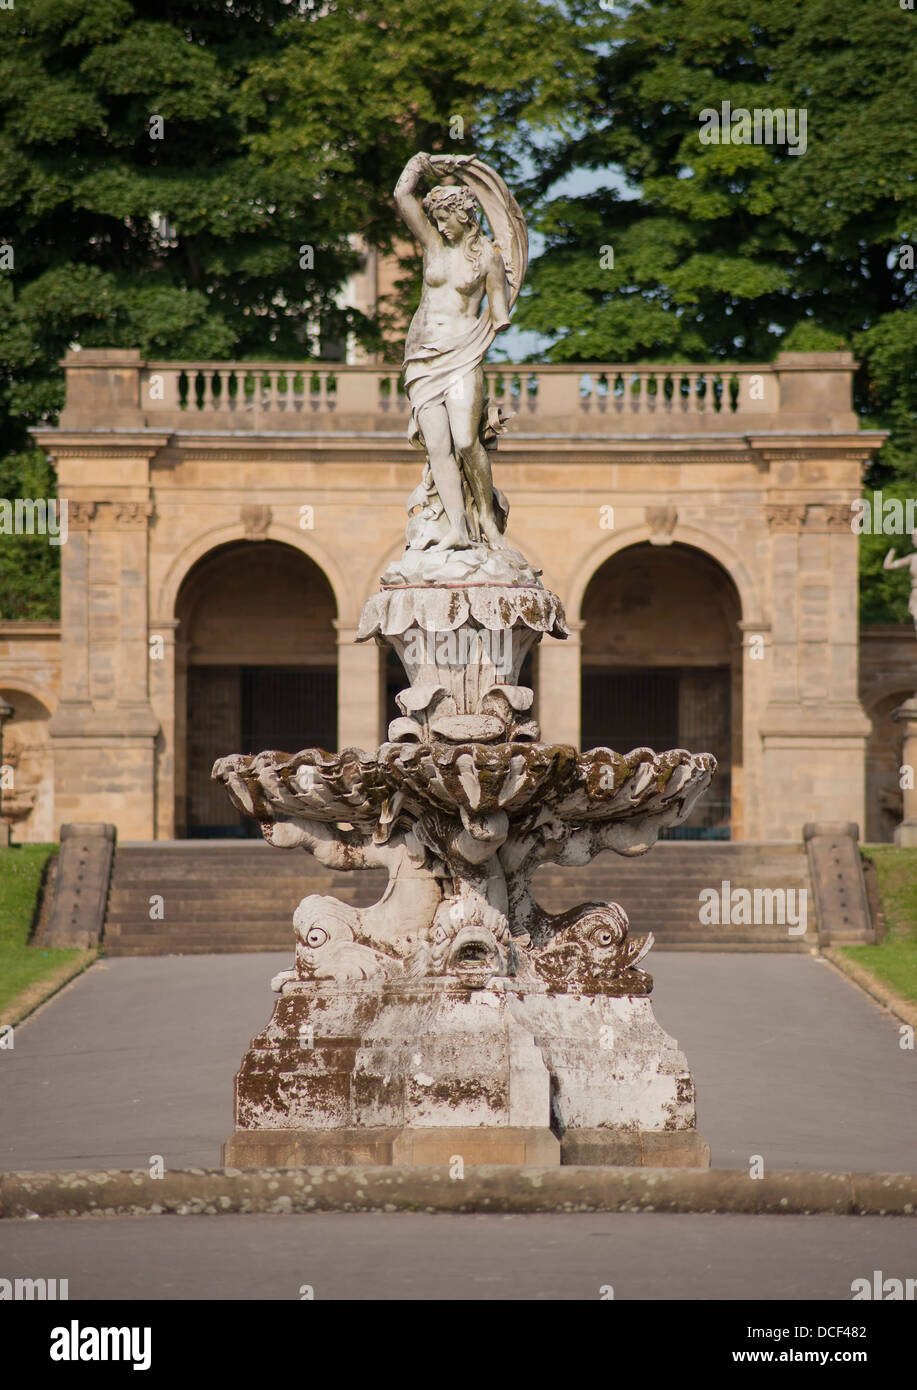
[{"x1": 404, "y1": 302, "x2": 496, "y2": 454}]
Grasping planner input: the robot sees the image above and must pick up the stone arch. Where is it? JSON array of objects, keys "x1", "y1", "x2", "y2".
[
  {"x1": 567, "y1": 522, "x2": 761, "y2": 628},
  {"x1": 0, "y1": 686, "x2": 54, "y2": 843},
  {"x1": 171, "y1": 537, "x2": 340, "y2": 837},
  {"x1": 154, "y1": 522, "x2": 352, "y2": 628},
  {"x1": 577, "y1": 538, "x2": 745, "y2": 839}
]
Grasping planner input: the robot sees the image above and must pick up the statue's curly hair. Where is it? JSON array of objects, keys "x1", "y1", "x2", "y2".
[
  {"x1": 421, "y1": 184, "x2": 479, "y2": 222},
  {"x1": 422, "y1": 184, "x2": 486, "y2": 273}
]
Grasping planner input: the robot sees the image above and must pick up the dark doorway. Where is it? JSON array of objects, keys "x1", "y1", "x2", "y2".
[
  {"x1": 582, "y1": 666, "x2": 731, "y2": 838},
  {"x1": 185, "y1": 665, "x2": 337, "y2": 837}
]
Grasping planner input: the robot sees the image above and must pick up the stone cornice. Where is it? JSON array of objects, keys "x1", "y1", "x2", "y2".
[
  {"x1": 33, "y1": 427, "x2": 886, "y2": 460},
  {"x1": 30, "y1": 431, "x2": 170, "y2": 460}
]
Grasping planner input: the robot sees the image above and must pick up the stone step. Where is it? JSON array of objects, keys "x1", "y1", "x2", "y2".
[
  {"x1": 101, "y1": 839, "x2": 818, "y2": 954},
  {"x1": 105, "y1": 891, "x2": 378, "y2": 910}
]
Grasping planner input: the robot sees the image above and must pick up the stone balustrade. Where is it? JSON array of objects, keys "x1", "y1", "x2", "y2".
[{"x1": 54, "y1": 349, "x2": 860, "y2": 435}]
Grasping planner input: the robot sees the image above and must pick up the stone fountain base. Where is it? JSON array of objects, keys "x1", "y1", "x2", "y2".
[{"x1": 222, "y1": 982, "x2": 710, "y2": 1169}]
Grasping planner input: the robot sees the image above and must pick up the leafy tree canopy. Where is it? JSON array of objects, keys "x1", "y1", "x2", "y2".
[
  {"x1": 518, "y1": 0, "x2": 916, "y2": 619},
  {"x1": 0, "y1": 0, "x2": 592, "y2": 614}
]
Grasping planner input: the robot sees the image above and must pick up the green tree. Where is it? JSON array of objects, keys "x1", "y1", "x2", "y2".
[
  {"x1": 0, "y1": 0, "x2": 593, "y2": 616},
  {"x1": 519, "y1": 0, "x2": 916, "y2": 618},
  {"x1": 0, "y1": 449, "x2": 60, "y2": 619}
]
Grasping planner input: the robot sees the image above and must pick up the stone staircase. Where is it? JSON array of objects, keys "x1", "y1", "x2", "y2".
[
  {"x1": 534, "y1": 842, "x2": 817, "y2": 951},
  {"x1": 101, "y1": 839, "x2": 823, "y2": 955},
  {"x1": 102, "y1": 841, "x2": 387, "y2": 955}
]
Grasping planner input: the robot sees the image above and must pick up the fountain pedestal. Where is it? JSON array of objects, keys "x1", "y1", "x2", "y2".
[
  {"x1": 215, "y1": 581, "x2": 715, "y2": 1170},
  {"x1": 222, "y1": 979, "x2": 709, "y2": 1168}
]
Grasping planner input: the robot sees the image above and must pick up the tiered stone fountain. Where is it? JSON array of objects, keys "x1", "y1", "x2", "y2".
[{"x1": 213, "y1": 153, "x2": 715, "y2": 1168}]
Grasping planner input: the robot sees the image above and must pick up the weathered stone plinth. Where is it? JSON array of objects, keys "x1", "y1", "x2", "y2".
[
  {"x1": 223, "y1": 1127, "x2": 561, "y2": 1168},
  {"x1": 222, "y1": 980, "x2": 709, "y2": 1169}
]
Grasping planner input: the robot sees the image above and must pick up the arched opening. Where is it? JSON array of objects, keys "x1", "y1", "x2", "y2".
[
  {"x1": 580, "y1": 542, "x2": 742, "y2": 839},
  {"x1": 174, "y1": 540, "x2": 337, "y2": 837},
  {"x1": 0, "y1": 687, "x2": 53, "y2": 843},
  {"x1": 864, "y1": 689, "x2": 911, "y2": 842}
]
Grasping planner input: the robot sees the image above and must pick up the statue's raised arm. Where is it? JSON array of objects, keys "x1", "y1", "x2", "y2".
[{"x1": 384, "y1": 152, "x2": 534, "y2": 586}]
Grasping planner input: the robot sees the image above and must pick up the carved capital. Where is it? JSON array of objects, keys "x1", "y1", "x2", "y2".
[
  {"x1": 805, "y1": 502, "x2": 855, "y2": 532},
  {"x1": 765, "y1": 503, "x2": 806, "y2": 532},
  {"x1": 62, "y1": 500, "x2": 154, "y2": 529},
  {"x1": 112, "y1": 501, "x2": 155, "y2": 527},
  {"x1": 66, "y1": 502, "x2": 97, "y2": 529}
]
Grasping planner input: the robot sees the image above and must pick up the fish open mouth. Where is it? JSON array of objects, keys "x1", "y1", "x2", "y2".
[
  {"x1": 456, "y1": 941, "x2": 490, "y2": 963},
  {"x1": 445, "y1": 927, "x2": 504, "y2": 986}
]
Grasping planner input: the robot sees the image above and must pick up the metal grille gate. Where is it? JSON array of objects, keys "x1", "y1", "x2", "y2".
[
  {"x1": 185, "y1": 665, "x2": 337, "y2": 837},
  {"x1": 581, "y1": 666, "x2": 732, "y2": 839}
]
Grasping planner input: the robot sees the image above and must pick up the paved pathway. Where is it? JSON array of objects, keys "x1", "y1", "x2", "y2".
[
  {"x1": 2, "y1": 1210, "x2": 914, "y2": 1301},
  {"x1": 1, "y1": 952, "x2": 915, "y2": 1173}
]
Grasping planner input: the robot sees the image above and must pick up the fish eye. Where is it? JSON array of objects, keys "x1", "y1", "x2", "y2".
[
  {"x1": 592, "y1": 929, "x2": 614, "y2": 948},
  {"x1": 305, "y1": 927, "x2": 328, "y2": 948}
]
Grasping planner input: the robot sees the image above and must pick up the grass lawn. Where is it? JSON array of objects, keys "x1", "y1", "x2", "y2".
[
  {"x1": 0, "y1": 843, "x2": 95, "y2": 1023},
  {"x1": 840, "y1": 847, "x2": 917, "y2": 1007}
]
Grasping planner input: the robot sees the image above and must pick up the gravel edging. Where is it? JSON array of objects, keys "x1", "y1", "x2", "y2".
[{"x1": 1, "y1": 1166, "x2": 915, "y2": 1219}]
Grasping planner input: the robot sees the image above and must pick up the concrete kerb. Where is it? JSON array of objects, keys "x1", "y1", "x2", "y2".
[
  {"x1": 1, "y1": 1167, "x2": 915, "y2": 1219},
  {"x1": 820, "y1": 947, "x2": 917, "y2": 1029}
]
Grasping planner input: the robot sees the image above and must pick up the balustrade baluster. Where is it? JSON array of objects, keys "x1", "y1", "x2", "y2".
[{"x1": 207, "y1": 370, "x2": 221, "y2": 411}]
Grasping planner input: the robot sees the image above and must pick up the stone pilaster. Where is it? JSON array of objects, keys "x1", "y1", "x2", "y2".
[
  {"x1": 537, "y1": 619, "x2": 582, "y2": 747},
  {"x1": 150, "y1": 620, "x2": 179, "y2": 841},
  {"x1": 737, "y1": 620, "x2": 771, "y2": 840},
  {"x1": 47, "y1": 497, "x2": 160, "y2": 839},
  {"x1": 759, "y1": 501, "x2": 869, "y2": 838},
  {"x1": 335, "y1": 620, "x2": 382, "y2": 750}
]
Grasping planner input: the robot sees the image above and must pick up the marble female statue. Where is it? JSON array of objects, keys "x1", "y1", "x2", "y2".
[
  {"x1": 883, "y1": 533, "x2": 917, "y2": 632},
  {"x1": 393, "y1": 152, "x2": 528, "y2": 557}
]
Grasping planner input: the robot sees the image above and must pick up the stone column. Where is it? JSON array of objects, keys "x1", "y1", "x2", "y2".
[
  {"x1": 537, "y1": 619, "x2": 582, "y2": 747},
  {"x1": 335, "y1": 621, "x2": 382, "y2": 750},
  {"x1": 892, "y1": 695, "x2": 917, "y2": 846}
]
